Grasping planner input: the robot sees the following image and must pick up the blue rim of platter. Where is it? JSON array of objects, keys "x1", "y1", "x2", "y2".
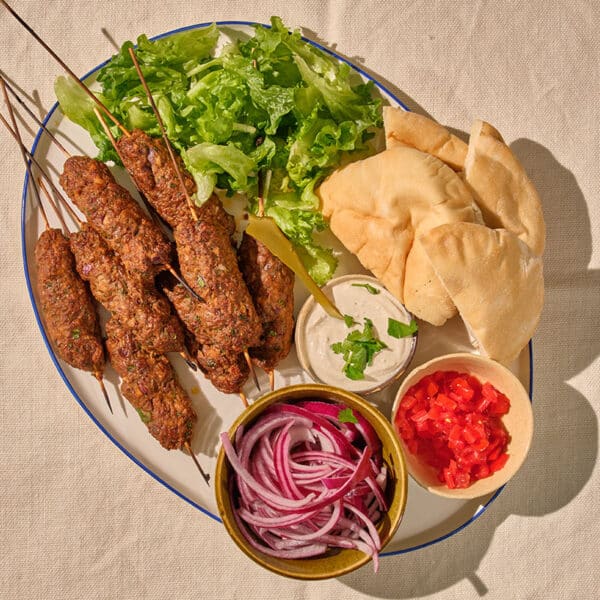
[{"x1": 20, "y1": 20, "x2": 534, "y2": 557}]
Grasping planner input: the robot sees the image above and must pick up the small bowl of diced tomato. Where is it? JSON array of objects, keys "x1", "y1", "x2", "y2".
[{"x1": 391, "y1": 353, "x2": 533, "y2": 499}]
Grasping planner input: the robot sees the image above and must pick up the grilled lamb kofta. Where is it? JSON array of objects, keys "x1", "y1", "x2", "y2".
[
  {"x1": 34, "y1": 227, "x2": 105, "y2": 373},
  {"x1": 105, "y1": 318, "x2": 196, "y2": 450},
  {"x1": 60, "y1": 155, "x2": 173, "y2": 284}
]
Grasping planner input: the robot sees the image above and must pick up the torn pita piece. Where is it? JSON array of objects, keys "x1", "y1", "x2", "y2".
[
  {"x1": 383, "y1": 106, "x2": 468, "y2": 171},
  {"x1": 318, "y1": 145, "x2": 480, "y2": 325},
  {"x1": 464, "y1": 119, "x2": 546, "y2": 255},
  {"x1": 419, "y1": 222, "x2": 544, "y2": 364}
]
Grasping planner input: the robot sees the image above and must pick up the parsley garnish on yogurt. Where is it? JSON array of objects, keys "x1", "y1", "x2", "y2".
[
  {"x1": 351, "y1": 282, "x2": 380, "y2": 295},
  {"x1": 387, "y1": 317, "x2": 418, "y2": 338},
  {"x1": 330, "y1": 317, "x2": 387, "y2": 380}
]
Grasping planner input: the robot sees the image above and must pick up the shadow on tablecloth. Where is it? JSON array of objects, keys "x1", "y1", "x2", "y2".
[{"x1": 338, "y1": 136, "x2": 599, "y2": 597}]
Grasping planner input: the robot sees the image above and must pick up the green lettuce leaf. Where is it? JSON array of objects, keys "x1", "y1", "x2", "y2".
[{"x1": 53, "y1": 17, "x2": 382, "y2": 284}]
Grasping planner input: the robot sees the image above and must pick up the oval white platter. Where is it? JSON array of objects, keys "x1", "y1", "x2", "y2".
[{"x1": 20, "y1": 21, "x2": 532, "y2": 557}]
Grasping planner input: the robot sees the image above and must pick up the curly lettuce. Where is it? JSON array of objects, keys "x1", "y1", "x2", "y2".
[{"x1": 54, "y1": 17, "x2": 382, "y2": 284}]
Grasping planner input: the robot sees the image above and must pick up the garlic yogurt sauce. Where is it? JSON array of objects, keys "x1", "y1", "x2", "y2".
[{"x1": 295, "y1": 275, "x2": 418, "y2": 395}]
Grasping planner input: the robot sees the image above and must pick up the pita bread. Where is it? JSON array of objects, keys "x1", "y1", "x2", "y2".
[
  {"x1": 383, "y1": 107, "x2": 468, "y2": 171},
  {"x1": 318, "y1": 145, "x2": 480, "y2": 325},
  {"x1": 464, "y1": 119, "x2": 546, "y2": 255},
  {"x1": 472, "y1": 119, "x2": 504, "y2": 142},
  {"x1": 419, "y1": 222, "x2": 544, "y2": 364}
]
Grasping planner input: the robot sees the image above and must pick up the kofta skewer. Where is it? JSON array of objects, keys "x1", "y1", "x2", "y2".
[
  {"x1": 127, "y1": 46, "x2": 198, "y2": 223},
  {"x1": 238, "y1": 179, "x2": 295, "y2": 392},
  {"x1": 96, "y1": 109, "x2": 255, "y2": 403},
  {"x1": 160, "y1": 274, "x2": 250, "y2": 401},
  {"x1": 3, "y1": 5, "x2": 263, "y2": 397},
  {"x1": 0, "y1": 86, "x2": 113, "y2": 413},
  {"x1": 59, "y1": 154, "x2": 174, "y2": 287},
  {"x1": 125, "y1": 49, "x2": 263, "y2": 393},
  {"x1": 104, "y1": 318, "x2": 210, "y2": 485},
  {"x1": 36, "y1": 179, "x2": 113, "y2": 413}
]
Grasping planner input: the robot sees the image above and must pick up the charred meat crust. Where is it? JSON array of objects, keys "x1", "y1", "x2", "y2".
[
  {"x1": 163, "y1": 278, "x2": 250, "y2": 393},
  {"x1": 185, "y1": 332, "x2": 249, "y2": 395},
  {"x1": 116, "y1": 129, "x2": 197, "y2": 230},
  {"x1": 105, "y1": 318, "x2": 196, "y2": 450},
  {"x1": 69, "y1": 224, "x2": 184, "y2": 354},
  {"x1": 60, "y1": 156, "x2": 172, "y2": 283},
  {"x1": 238, "y1": 233, "x2": 295, "y2": 370},
  {"x1": 35, "y1": 228, "x2": 105, "y2": 372},
  {"x1": 174, "y1": 218, "x2": 262, "y2": 352}
]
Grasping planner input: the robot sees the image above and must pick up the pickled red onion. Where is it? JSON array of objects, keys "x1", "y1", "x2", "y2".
[{"x1": 220, "y1": 401, "x2": 389, "y2": 572}]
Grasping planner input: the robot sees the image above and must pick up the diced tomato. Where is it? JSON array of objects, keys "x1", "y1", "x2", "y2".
[
  {"x1": 490, "y1": 453, "x2": 510, "y2": 473},
  {"x1": 435, "y1": 393, "x2": 457, "y2": 411},
  {"x1": 395, "y1": 370, "x2": 512, "y2": 489},
  {"x1": 401, "y1": 394, "x2": 418, "y2": 411},
  {"x1": 451, "y1": 377, "x2": 475, "y2": 401},
  {"x1": 491, "y1": 393, "x2": 511, "y2": 416},
  {"x1": 426, "y1": 380, "x2": 439, "y2": 398},
  {"x1": 481, "y1": 382, "x2": 498, "y2": 402},
  {"x1": 474, "y1": 463, "x2": 490, "y2": 479}
]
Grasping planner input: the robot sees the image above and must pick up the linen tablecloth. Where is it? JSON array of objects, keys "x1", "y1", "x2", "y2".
[{"x1": 1, "y1": 1, "x2": 598, "y2": 598}]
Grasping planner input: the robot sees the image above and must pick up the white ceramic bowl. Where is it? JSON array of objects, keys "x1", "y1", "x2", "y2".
[
  {"x1": 391, "y1": 353, "x2": 534, "y2": 499},
  {"x1": 294, "y1": 274, "x2": 417, "y2": 395}
]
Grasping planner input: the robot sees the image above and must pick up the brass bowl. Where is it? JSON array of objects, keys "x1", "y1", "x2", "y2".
[
  {"x1": 391, "y1": 353, "x2": 534, "y2": 500},
  {"x1": 215, "y1": 383, "x2": 408, "y2": 579}
]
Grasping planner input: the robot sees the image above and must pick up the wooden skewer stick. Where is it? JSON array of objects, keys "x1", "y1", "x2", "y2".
[
  {"x1": 127, "y1": 46, "x2": 198, "y2": 222},
  {"x1": 38, "y1": 176, "x2": 79, "y2": 229},
  {"x1": 0, "y1": 75, "x2": 70, "y2": 158},
  {"x1": 268, "y1": 370, "x2": 275, "y2": 392},
  {"x1": 0, "y1": 110, "x2": 74, "y2": 232},
  {"x1": 0, "y1": 79, "x2": 46, "y2": 221},
  {"x1": 180, "y1": 349, "x2": 198, "y2": 372},
  {"x1": 0, "y1": 0, "x2": 129, "y2": 136},
  {"x1": 243, "y1": 349, "x2": 261, "y2": 392},
  {"x1": 184, "y1": 441, "x2": 210, "y2": 486},
  {"x1": 94, "y1": 373, "x2": 114, "y2": 414},
  {"x1": 36, "y1": 181, "x2": 51, "y2": 231},
  {"x1": 239, "y1": 392, "x2": 249, "y2": 408}
]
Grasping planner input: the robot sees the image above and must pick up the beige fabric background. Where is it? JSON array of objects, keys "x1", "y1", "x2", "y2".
[{"x1": 1, "y1": 1, "x2": 598, "y2": 598}]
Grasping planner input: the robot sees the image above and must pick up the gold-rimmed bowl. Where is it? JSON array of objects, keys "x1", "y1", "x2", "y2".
[
  {"x1": 391, "y1": 353, "x2": 534, "y2": 500},
  {"x1": 215, "y1": 383, "x2": 408, "y2": 579}
]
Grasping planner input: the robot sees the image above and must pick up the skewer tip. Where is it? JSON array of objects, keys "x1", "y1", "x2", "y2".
[
  {"x1": 166, "y1": 265, "x2": 205, "y2": 304},
  {"x1": 243, "y1": 350, "x2": 261, "y2": 392},
  {"x1": 239, "y1": 392, "x2": 249, "y2": 408},
  {"x1": 94, "y1": 372, "x2": 113, "y2": 414},
  {"x1": 180, "y1": 350, "x2": 198, "y2": 371},
  {"x1": 184, "y1": 441, "x2": 210, "y2": 486},
  {"x1": 268, "y1": 369, "x2": 275, "y2": 392}
]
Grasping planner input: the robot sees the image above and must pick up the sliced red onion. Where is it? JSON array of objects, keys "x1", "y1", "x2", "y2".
[{"x1": 221, "y1": 400, "x2": 390, "y2": 572}]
